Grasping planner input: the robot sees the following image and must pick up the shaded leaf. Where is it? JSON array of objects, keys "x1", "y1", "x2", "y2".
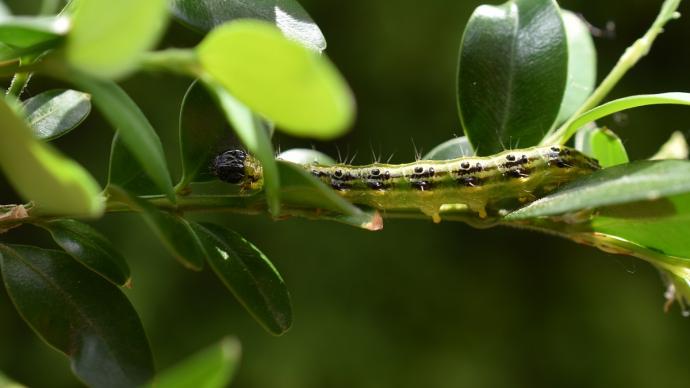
[
  {"x1": 0, "y1": 244, "x2": 154, "y2": 387},
  {"x1": 423, "y1": 137, "x2": 474, "y2": 160},
  {"x1": 69, "y1": 74, "x2": 175, "y2": 201},
  {"x1": 67, "y1": 0, "x2": 168, "y2": 78},
  {"x1": 37, "y1": 219, "x2": 130, "y2": 286},
  {"x1": 170, "y1": 0, "x2": 326, "y2": 52},
  {"x1": 205, "y1": 82, "x2": 281, "y2": 215},
  {"x1": 506, "y1": 160, "x2": 690, "y2": 219},
  {"x1": 24, "y1": 89, "x2": 91, "y2": 141},
  {"x1": 0, "y1": 15, "x2": 67, "y2": 48},
  {"x1": 198, "y1": 20, "x2": 354, "y2": 139},
  {"x1": 109, "y1": 186, "x2": 205, "y2": 271},
  {"x1": 575, "y1": 127, "x2": 628, "y2": 168},
  {"x1": 191, "y1": 222, "x2": 292, "y2": 335},
  {"x1": 178, "y1": 80, "x2": 230, "y2": 187},
  {"x1": 151, "y1": 337, "x2": 241, "y2": 388},
  {"x1": 458, "y1": 0, "x2": 567, "y2": 155},
  {"x1": 107, "y1": 132, "x2": 159, "y2": 195},
  {"x1": 277, "y1": 148, "x2": 335, "y2": 165},
  {"x1": 0, "y1": 96, "x2": 103, "y2": 216},
  {"x1": 555, "y1": 10, "x2": 596, "y2": 126}
]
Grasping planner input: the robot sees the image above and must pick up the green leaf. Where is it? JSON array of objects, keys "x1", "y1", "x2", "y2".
[
  {"x1": 591, "y1": 193, "x2": 690, "y2": 259},
  {"x1": 506, "y1": 160, "x2": 690, "y2": 220},
  {"x1": 0, "y1": 371, "x2": 26, "y2": 388},
  {"x1": 37, "y1": 219, "x2": 131, "y2": 286},
  {"x1": 205, "y1": 82, "x2": 281, "y2": 215},
  {"x1": 457, "y1": 0, "x2": 567, "y2": 155},
  {"x1": 178, "y1": 80, "x2": 229, "y2": 188},
  {"x1": 0, "y1": 15, "x2": 67, "y2": 48},
  {"x1": 651, "y1": 131, "x2": 689, "y2": 160},
  {"x1": 109, "y1": 186, "x2": 205, "y2": 271},
  {"x1": 191, "y1": 222, "x2": 292, "y2": 335},
  {"x1": 170, "y1": 0, "x2": 326, "y2": 52},
  {"x1": 561, "y1": 93, "x2": 690, "y2": 143},
  {"x1": 24, "y1": 89, "x2": 91, "y2": 141},
  {"x1": 555, "y1": 10, "x2": 596, "y2": 126},
  {"x1": 423, "y1": 137, "x2": 474, "y2": 160},
  {"x1": 107, "y1": 132, "x2": 160, "y2": 195},
  {"x1": 67, "y1": 0, "x2": 169, "y2": 79},
  {"x1": 277, "y1": 148, "x2": 335, "y2": 165},
  {"x1": 151, "y1": 337, "x2": 241, "y2": 388},
  {"x1": 0, "y1": 96, "x2": 103, "y2": 216},
  {"x1": 575, "y1": 127, "x2": 628, "y2": 168},
  {"x1": 0, "y1": 244, "x2": 154, "y2": 387},
  {"x1": 69, "y1": 74, "x2": 175, "y2": 201},
  {"x1": 198, "y1": 20, "x2": 354, "y2": 139}
]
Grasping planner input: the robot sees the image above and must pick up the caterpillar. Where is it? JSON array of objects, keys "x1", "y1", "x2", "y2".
[{"x1": 211, "y1": 146, "x2": 600, "y2": 222}]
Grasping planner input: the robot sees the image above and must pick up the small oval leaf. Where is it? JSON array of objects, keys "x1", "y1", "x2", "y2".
[
  {"x1": 506, "y1": 160, "x2": 690, "y2": 219},
  {"x1": 0, "y1": 15, "x2": 67, "y2": 48},
  {"x1": 24, "y1": 89, "x2": 91, "y2": 141},
  {"x1": 191, "y1": 222, "x2": 292, "y2": 335},
  {"x1": 277, "y1": 148, "x2": 335, "y2": 165},
  {"x1": 151, "y1": 337, "x2": 241, "y2": 388},
  {"x1": 38, "y1": 219, "x2": 131, "y2": 286},
  {"x1": 0, "y1": 244, "x2": 154, "y2": 387},
  {"x1": 107, "y1": 132, "x2": 160, "y2": 196},
  {"x1": 198, "y1": 20, "x2": 354, "y2": 139},
  {"x1": 575, "y1": 127, "x2": 628, "y2": 168},
  {"x1": 0, "y1": 97, "x2": 103, "y2": 216},
  {"x1": 423, "y1": 137, "x2": 474, "y2": 160},
  {"x1": 67, "y1": 0, "x2": 168, "y2": 79},
  {"x1": 170, "y1": 0, "x2": 326, "y2": 52},
  {"x1": 458, "y1": 0, "x2": 568, "y2": 155}
]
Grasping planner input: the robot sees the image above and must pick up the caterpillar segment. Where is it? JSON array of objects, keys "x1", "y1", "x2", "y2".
[{"x1": 212, "y1": 146, "x2": 600, "y2": 222}]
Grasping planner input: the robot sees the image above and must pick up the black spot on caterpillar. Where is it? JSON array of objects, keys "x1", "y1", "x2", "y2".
[{"x1": 212, "y1": 146, "x2": 600, "y2": 222}]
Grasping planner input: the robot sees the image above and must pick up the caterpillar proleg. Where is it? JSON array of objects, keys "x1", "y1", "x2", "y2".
[{"x1": 212, "y1": 146, "x2": 600, "y2": 222}]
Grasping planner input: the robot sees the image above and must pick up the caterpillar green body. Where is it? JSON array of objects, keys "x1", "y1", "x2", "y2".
[{"x1": 212, "y1": 146, "x2": 600, "y2": 222}]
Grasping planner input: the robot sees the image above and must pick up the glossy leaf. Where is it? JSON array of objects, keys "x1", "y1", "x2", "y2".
[
  {"x1": 561, "y1": 93, "x2": 690, "y2": 144},
  {"x1": 151, "y1": 337, "x2": 241, "y2": 388},
  {"x1": 107, "y1": 132, "x2": 159, "y2": 195},
  {"x1": 575, "y1": 127, "x2": 628, "y2": 168},
  {"x1": 67, "y1": 0, "x2": 168, "y2": 78},
  {"x1": 178, "y1": 80, "x2": 229, "y2": 187},
  {"x1": 170, "y1": 0, "x2": 326, "y2": 52},
  {"x1": 192, "y1": 222, "x2": 292, "y2": 335},
  {"x1": 0, "y1": 244, "x2": 154, "y2": 387},
  {"x1": 24, "y1": 89, "x2": 91, "y2": 141},
  {"x1": 198, "y1": 20, "x2": 354, "y2": 139},
  {"x1": 0, "y1": 15, "x2": 67, "y2": 48},
  {"x1": 70, "y1": 74, "x2": 175, "y2": 201},
  {"x1": 506, "y1": 160, "x2": 690, "y2": 219},
  {"x1": 277, "y1": 148, "x2": 335, "y2": 165},
  {"x1": 423, "y1": 137, "x2": 474, "y2": 160},
  {"x1": 0, "y1": 371, "x2": 26, "y2": 388},
  {"x1": 206, "y1": 82, "x2": 281, "y2": 215},
  {"x1": 458, "y1": 0, "x2": 567, "y2": 155},
  {"x1": 109, "y1": 186, "x2": 205, "y2": 271},
  {"x1": 38, "y1": 219, "x2": 130, "y2": 286},
  {"x1": 0, "y1": 97, "x2": 103, "y2": 216},
  {"x1": 556, "y1": 10, "x2": 596, "y2": 125},
  {"x1": 651, "y1": 131, "x2": 689, "y2": 160}
]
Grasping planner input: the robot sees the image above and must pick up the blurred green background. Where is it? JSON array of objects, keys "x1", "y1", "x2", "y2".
[{"x1": 2, "y1": 0, "x2": 690, "y2": 387}]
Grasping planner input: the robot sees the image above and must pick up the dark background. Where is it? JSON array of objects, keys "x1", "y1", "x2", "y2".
[{"x1": 2, "y1": 0, "x2": 690, "y2": 387}]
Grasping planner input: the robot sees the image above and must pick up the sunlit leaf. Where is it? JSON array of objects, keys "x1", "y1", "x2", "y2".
[
  {"x1": 575, "y1": 127, "x2": 628, "y2": 168},
  {"x1": 423, "y1": 137, "x2": 474, "y2": 160},
  {"x1": 198, "y1": 20, "x2": 354, "y2": 139},
  {"x1": 0, "y1": 15, "x2": 67, "y2": 48},
  {"x1": 277, "y1": 148, "x2": 335, "y2": 165},
  {"x1": 651, "y1": 131, "x2": 688, "y2": 160}
]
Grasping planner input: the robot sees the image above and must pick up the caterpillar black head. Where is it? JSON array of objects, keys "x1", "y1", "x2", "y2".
[{"x1": 212, "y1": 149, "x2": 263, "y2": 189}]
